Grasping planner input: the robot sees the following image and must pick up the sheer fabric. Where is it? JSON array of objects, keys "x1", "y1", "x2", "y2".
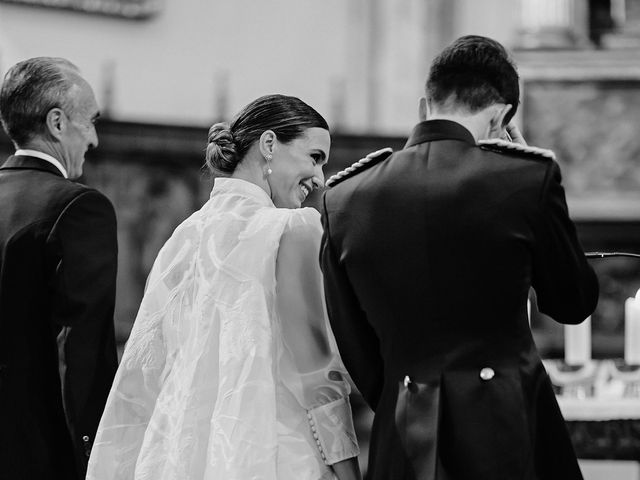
[{"x1": 87, "y1": 178, "x2": 358, "y2": 480}]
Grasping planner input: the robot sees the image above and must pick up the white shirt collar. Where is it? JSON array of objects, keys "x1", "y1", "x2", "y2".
[{"x1": 14, "y1": 149, "x2": 68, "y2": 178}]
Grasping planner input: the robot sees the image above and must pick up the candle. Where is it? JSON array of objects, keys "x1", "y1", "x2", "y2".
[
  {"x1": 625, "y1": 289, "x2": 640, "y2": 365},
  {"x1": 565, "y1": 316, "x2": 591, "y2": 365}
]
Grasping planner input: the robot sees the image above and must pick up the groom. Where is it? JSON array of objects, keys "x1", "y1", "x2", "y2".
[{"x1": 320, "y1": 35, "x2": 598, "y2": 480}]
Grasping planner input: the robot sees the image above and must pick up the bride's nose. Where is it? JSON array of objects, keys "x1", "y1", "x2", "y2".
[
  {"x1": 311, "y1": 176, "x2": 324, "y2": 190},
  {"x1": 312, "y1": 169, "x2": 325, "y2": 190}
]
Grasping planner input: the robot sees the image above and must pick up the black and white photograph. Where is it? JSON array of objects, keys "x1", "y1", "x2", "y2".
[{"x1": 1, "y1": 0, "x2": 640, "y2": 479}]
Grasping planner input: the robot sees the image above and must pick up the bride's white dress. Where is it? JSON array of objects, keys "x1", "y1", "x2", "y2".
[{"x1": 86, "y1": 178, "x2": 359, "y2": 480}]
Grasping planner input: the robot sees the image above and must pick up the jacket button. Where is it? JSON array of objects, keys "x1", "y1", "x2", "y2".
[
  {"x1": 82, "y1": 435, "x2": 91, "y2": 457},
  {"x1": 479, "y1": 367, "x2": 495, "y2": 381}
]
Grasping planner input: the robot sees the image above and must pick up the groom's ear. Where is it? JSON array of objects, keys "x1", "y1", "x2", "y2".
[
  {"x1": 487, "y1": 104, "x2": 512, "y2": 139},
  {"x1": 418, "y1": 96, "x2": 428, "y2": 121}
]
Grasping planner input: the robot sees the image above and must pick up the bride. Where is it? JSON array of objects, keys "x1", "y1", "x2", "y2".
[{"x1": 87, "y1": 94, "x2": 361, "y2": 480}]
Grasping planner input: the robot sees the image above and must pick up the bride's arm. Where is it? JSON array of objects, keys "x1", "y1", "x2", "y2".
[
  {"x1": 331, "y1": 457, "x2": 362, "y2": 480},
  {"x1": 276, "y1": 210, "x2": 361, "y2": 478}
]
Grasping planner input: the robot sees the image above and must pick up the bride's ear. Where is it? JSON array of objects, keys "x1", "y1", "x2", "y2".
[{"x1": 259, "y1": 130, "x2": 277, "y2": 158}]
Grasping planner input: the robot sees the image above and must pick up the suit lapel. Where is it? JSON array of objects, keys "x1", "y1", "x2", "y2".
[{"x1": 0, "y1": 155, "x2": 65, "y2": 177}]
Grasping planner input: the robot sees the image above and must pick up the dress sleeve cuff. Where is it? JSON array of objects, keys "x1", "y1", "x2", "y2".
[{"x1": 306, "y1": 395, "x2": 360, "y2": 465}]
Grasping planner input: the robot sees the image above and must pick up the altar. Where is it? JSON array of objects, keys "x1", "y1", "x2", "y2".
[
  {"x1": 529, "y1": 278, "x2": 640, "y2": 479},
  {"x1": 543, "y1": 305, "x2": 640, "y2": 479},
  {"x1": 548, "y1": 359, "x2": 640, "y2": 456},
  {"x1": 558, "y1": 380, "x2": 640, "y2": 479}
]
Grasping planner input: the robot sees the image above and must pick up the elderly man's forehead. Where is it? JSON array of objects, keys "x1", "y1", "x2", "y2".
[
  {"x1": 63, "y1": 72, "x2": 97, "y2": 110},
  {"x1": 61, "y1": 65, "x2": 84, "y2": 84}
]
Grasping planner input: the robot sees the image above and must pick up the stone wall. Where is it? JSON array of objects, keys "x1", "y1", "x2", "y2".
[
  {"x1": 2, "y1": 117, "x2": 639, "y2": 358},
  {"x1": 516, "y1": 49, "x2": 640, "y2": 358},
  {"x1": 0, "y1": 120, "x2": 406, "y2": 347}
]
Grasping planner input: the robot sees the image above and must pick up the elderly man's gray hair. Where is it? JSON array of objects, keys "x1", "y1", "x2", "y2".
[{"x1": 0, "y1": 57, "x2": 80, "y2": 147}]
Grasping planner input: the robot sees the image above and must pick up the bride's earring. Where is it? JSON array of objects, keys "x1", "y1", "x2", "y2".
[{"x1": 264, "y1": 154, "x2": 273, "y2": 175}]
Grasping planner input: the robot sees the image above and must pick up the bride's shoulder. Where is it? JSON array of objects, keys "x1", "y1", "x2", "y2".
[
  {"x1": 281, "y1": 207, "x2": 322, "y2": 237},
  {"x1": 287, "y1": 206, "x2": 321, "y2": 225}
]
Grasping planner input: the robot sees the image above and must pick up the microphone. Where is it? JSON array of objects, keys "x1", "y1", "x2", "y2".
[{"x1": 585, "y1": 252, "x2": 640, "y2": 259}]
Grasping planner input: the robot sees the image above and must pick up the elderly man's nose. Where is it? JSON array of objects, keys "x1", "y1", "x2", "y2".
[{"x1": 89, "y1": 128, "x2": 99, "y2": 149}]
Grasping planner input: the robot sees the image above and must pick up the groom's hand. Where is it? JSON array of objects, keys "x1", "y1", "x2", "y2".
[{"x1": 505, "y1": 121, "x2": 527, "y2": 145}]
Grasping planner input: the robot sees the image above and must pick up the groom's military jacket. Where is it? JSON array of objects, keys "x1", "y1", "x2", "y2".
[{"x1": 320, "y1": 120, "x2": 598, "y2": 480}]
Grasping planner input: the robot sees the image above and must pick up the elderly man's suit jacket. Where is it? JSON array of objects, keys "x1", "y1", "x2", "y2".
[
  {"x1": 320, "y1": 120, "x2": 599, "y2": 480},
  {"x1": 0, "y1": 155, "x2": 118, "y2": 480}
]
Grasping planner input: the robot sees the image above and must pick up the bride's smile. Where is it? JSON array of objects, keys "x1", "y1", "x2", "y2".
[{"x1": 265, "y1": 126, "x2": 330, "y2": 209}]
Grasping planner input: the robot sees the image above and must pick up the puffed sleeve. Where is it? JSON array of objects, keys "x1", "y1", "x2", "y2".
[{"x1": 275, "y1": 208, "x2": 359, "y2": 465}]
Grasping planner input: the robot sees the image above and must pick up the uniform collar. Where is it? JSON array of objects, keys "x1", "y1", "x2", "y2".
[
  {"x1": 404, "y1": 120, "x2": 476, "y2": 149},
  {"x1": 0, "y1": 154, "x2": 66, "y2": 177}
]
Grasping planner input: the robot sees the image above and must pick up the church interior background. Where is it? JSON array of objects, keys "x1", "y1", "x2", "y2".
[{"x1": 1, "y1": 0, "x2": 640, "y2": 477}]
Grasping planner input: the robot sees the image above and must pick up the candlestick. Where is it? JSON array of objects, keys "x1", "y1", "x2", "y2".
[
  {"x1": 625, "y1": 289, "x2": 640, "y2": 365},
  {"x1": 565, "y1": 316, "x2": 591, "y2": 365}
]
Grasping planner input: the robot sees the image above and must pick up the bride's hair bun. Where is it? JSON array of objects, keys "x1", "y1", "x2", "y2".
[
  {"x1": 204, "y1": 95, "x2": 329, "y2": 177},
  {"x1": 205, "y1": 122, "x2": 238, "y2": 176}
]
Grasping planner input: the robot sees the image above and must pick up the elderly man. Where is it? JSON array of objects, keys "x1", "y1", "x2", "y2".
[
  {"x1": 321, "y1": 36, "x2": 598, "y2": 480},
  {"x1": 0, "y1": 57, "x2": 118, "y2": 480}
]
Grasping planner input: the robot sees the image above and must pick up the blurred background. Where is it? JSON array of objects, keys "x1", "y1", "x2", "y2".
[{"x1": 1, "y1": 0, "x2": 640, "y2": 477}]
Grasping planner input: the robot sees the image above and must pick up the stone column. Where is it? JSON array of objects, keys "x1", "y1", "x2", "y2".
[
  {"x1": 518, "y1": 0, "x2": 589, "y2": 49},
  {"x1": 345, "y1": 0, "x2": 446, "y2": 134}
]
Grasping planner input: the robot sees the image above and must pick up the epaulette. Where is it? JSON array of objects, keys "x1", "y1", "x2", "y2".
[
  {"x1": 326, "y1": 147, "x2": 393, "y2": 187},
  {"x1": 477, "y1": 139, "x2": 556, "y2": 161}
]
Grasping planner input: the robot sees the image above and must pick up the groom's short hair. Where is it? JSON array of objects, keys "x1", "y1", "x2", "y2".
[{"x1": 426, "y1": 35, "x2": 520, "y2": 125}]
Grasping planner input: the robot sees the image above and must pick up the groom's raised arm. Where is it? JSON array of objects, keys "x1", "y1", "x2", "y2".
[{"x1": 320, "y1": 193, "x2": 384, "y2": 411}]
